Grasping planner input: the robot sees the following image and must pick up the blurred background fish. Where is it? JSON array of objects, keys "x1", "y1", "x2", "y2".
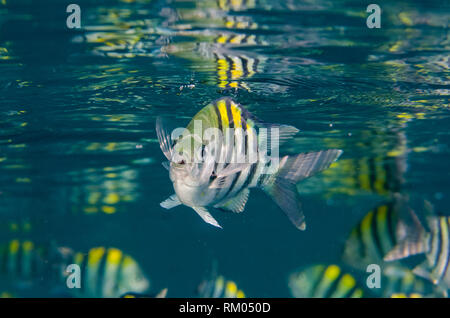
[
  {"x1": 288, "y1": 264, "x2": 366, "y2": 298},
  {"x1": 198, "y1": 274, "x2": 245, "y2": 298},
  {"x1": 58, "y1": 246, "x2": 150, "y2": 298}
]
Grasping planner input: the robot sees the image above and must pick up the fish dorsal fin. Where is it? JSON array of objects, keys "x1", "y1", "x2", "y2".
[
  {"x1": 384, "y1": 212, "x2": 429, "y2": 261},
  {"x1": 192, "y1": 206, "x2": 222, "y2": 229},
  {"x1": 160, "y1": 194, "x2": 181, "y2": 210},
  {"x1": 205, "y1": 97, "x2": 299, "y2": 145},
  {"x1": 156, "y1": 117, "x2": 174, "y2": 161},
  {"x1": 215, "y1": 189, "x2": 249, "y2": 213}
]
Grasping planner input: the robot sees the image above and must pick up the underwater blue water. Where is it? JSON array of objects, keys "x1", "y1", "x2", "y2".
[{"x1": 0, "y1": 0, "x2": 449, "y2": 297}]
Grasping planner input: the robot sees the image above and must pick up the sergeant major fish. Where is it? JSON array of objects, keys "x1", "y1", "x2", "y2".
[
  {"x1": 59, "y1": 246, "x2": 150, "y2": 298},
  {"x1": 288, "y1": 264, "x2": 365, "y2": 298},
  {"x1": 156, "y1": 97, "x2": 342, "y2": 230}
]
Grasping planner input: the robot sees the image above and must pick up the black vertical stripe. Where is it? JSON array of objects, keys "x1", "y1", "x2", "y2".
[
  {"x1": 214, "y1": 101, "x2": 222, "y2": 132},
  {"x1": 96, "y1": 250, "x2": 108, "y2": 297},
  {"x1": 79, "y1": 253, "x2": 88, "y2": 294},
  {"x1": 311, "y1": 266, "x2": 327, "y2": 297},
  {"x1": 226, "y1": 99, "x2": 234, "y2": 129},
  {"x1": 113, "y1": 254, "x2": 125, "y2": 296},
  {"x1": 241, "y1": 56, "x2": 249, "y2": 78},
  {"x1": 224, "y1": 172, "x2": 241, "y2": 199},
  {"x1": 371, "y1": 210, "x2": 384, "y2": 259},
  {"x1": 224, "y1": 55, "x2": 234, "y2": 84},
  {"x1": 386, "y1": 204, "x2": 397, "y2": 248},
  {"x1": 241, "y1": 163, "x2": 257, "y2": 190}
]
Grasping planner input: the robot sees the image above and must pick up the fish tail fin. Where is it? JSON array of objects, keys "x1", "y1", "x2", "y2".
[
  {"x1": 384, "y1": 206, "x2": 429, "y2": 261},
  {"x1": 261, "y1": 149, "x2": 343, "y2": 230}
]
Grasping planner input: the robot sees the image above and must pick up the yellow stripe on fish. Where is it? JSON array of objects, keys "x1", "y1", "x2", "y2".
[
  {"x1": 198, "y1": 275, "x2": 245, "y2": 298},
  {"x1": 289, "y1": 264, "x2": 365, "y2": 298},
  {"x1": 67, "y1": 246, "x2": 150, "y2": 298}
]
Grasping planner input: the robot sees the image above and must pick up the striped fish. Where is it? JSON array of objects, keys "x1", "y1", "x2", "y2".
[
  {"x1": 384, "y1": 206, "x2": 450, "y2": 291},
  {"x1": 288, "y1": 264, "x2": 365, "y2": 298},
  {"x1": 0, "y1": 239, "x2": 49, "y2": 284},
  {"x1": 157, "y1": 97, "x2": 342, "y2": 230},
  {"x1": 62, "y1": 247, "x2": 150, "y2": 298},
  {"x1": 217, "y1": 0, "x2": 256, "y2": 11},
  {"x1": 382, "y1": 265, "x2": 436, "y2": 298},
  {"x1": 198, "y1": 275, "x2": 245, "y2": 298},
  {"x1": 223, "y1": 16, "x2": 258, "y2": 30},
  {"x1": 215, "y1": 33, "x2": 259, "y2": 46},
  {"x1": 213, "y1": 52, "x2": 261, "y2": 89},
  {"x1": 342, "y1": 201, "x2": 401, "y2": 270}
]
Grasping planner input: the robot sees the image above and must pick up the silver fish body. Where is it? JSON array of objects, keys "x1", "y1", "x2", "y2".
[{"x1": 157, "y1": 97, "x2": 342, "y2": 229}]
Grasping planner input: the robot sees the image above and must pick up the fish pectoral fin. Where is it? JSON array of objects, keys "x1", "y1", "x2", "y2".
[
  {"x1": 160, "y1": 194, "x2": 181, "y2": 210},
  {"x1": 192, "y1": 206, "x2": 222, "y2": 228},
  {"x1": 162, "y1": 161, "x2": 170, "y2": 171},
  {"x1": 156, "y1": 117, "x2": 174, "y2": 161},
  {"x1": 214, "y1": 189, "x2": 249, "y2": 213}
]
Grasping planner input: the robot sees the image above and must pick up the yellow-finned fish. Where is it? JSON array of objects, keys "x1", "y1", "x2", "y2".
[
  {"x1": 342, "y1": 200, "x2": 401, "y2": 270},
  {"x1": 288, "y1": 264, "x2": 365, "y2": 298},
  {"x1": 198, "y1": 275, "x2": 245, "y2": 298},
  {"x1": 61, "y1": 246, "x2": 150, "y2": 298},
  {"x1": 157, "y1": 97, "x2": 342, "y2": 230}
]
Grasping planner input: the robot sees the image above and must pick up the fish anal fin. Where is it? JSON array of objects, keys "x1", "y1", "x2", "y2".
[
  {"x1": 192, "y1": 206, "x2": 222, "y2": 229},
  {"x1": 160, "y1": 194, "x2": 181, "y2": 210},
  {"x1": 214, "y1": 189, "x2": 249, "y2": 213},
  {"x1": 262, "y1": 178, "x2": 306, "y2": 231},
  {"x1": 412, "y1": 261, "x2": 434, "y2": 283}
]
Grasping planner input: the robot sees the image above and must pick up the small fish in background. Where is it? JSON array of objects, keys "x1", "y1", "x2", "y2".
[
  {"x1": 120, "y1": 288, "x2": 168, "y2": 298},
  {"x1": 382, "y1": 265, "x2": 438, "y2": 298},
  {"x1": 384, "y1": 201, "x2": 450, "y2": 293},
  {"x1": 342, "y1": 200, "x2": 402, "y2": 270},
  {"x1": 216, "y1": 0, "x2": 256, "y2": 12},
  {"x1": 390, "y1": 293, "x2": 423, "y2": 298},
  {"x1": 157, "y1": 97, "x2": 342, "y2": 230},
  {"x1": 0, "y1": 239, "x2": 53, "y2": 288},
  {"x1": 288, "y1": 264, "x2": 366, "y2": 298},
  {"x1": 59, "y1": 246, "x2": 150, "y2": 298},
  {"x1": 213, "y1": 51, "x2": 263, "y2": 90},
  {"x1": 198, "y1": 275, "x2": 245, "y2": 298}
]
